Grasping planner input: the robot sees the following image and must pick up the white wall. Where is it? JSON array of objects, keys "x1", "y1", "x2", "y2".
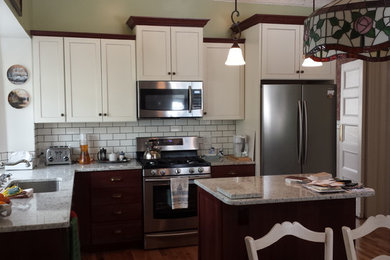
[{"x1": 0, "y1": 37, "x2": 35, "y2": 153}]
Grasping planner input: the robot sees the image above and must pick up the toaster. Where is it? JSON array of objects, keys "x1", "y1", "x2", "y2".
[{"x1": 46, "y1": 146, "x2": 72, "y2": 165}]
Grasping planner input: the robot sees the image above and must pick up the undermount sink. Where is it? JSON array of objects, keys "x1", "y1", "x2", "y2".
[{"x1": 7, "y1": 179, "x2": 60, "y2": 193}]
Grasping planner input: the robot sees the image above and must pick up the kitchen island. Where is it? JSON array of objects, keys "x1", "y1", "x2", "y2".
[{"x1": 195, "y1": 175, "x2": 374, "y2": 260}]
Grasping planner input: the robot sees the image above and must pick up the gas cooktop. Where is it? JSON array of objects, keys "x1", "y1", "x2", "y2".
[{"x1": 139, "y1": 156, "x2": 210, "y2": 169}]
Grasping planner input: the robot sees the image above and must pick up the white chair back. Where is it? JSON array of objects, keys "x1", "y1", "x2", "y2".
[
  {"x1": 342, "y1": 214, "x2": 390, "y2": 260},
  {"x1": 245, "y1": 221, "x2": 333, "y2": 260}
]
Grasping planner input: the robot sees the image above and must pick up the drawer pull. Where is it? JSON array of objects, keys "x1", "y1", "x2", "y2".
[
  {"x1": 228, "y1": 172, "x2": 237, "y2": 175},
  {"x1": 111, "y1": 193, "x2": 123, "y2": 199},
  {"x1": 113, "y1": 210, "x2": 123, "y2": 215},
  {"x1": 110, "y1": 177, "x2": 122, "y2": 182},
  {"x1": 113, "y1": 229, "x2": 123, "y2": 235}
]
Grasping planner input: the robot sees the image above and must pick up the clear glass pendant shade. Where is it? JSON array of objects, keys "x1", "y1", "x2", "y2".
[{"x1": 225, "y1": 42, "x2": 245, "y2": 66}]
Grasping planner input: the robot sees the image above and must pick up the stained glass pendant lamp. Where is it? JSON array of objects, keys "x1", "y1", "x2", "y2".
[
  {"x1": 225, "y1": 0, "x2": 246, "y2": 66},
  {"x1": 303, "y1": 0, "x2": 390, "y2": 62}
]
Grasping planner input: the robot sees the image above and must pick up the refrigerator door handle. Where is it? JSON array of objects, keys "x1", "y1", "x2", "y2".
[
  {"x1": 298, "y1": 100, "x2": 303, "y2": 163},
  {"x1": 303, "y1": 100, "x2": 308, "y2": 164}
]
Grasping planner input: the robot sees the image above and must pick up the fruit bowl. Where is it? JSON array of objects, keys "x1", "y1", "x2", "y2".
[{"x1": 0, "y1": 201, "x2": 12, "y2": 217}]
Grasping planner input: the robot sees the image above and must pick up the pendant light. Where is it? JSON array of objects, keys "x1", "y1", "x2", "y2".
[
  {"x1": 303, "y1": 0, "x2": 390, "y2": 62},
  {"x1": 302, "y1": 0, "x2": 323, "y2": 67},
  {"x1": 225, "y1": 0, "x2": 246, "y2": 66}
]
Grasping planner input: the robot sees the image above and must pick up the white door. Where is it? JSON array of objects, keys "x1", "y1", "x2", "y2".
[
  {"x1": 64, "y1": 38, "x2": 102, "y2": 122},
  {"x1": 171, "y1": 27, "x2": 203, "y2": 81},
  {"x1": 33, "y1": 36, "x2": 66, "y2": 122},
  {"x1": 339, "y1": 60, "x2": 364, "y2": 217},
  {"x1": 203, "y1": 42, "x2": 244, "y2": 120},
  {"x1": 136, "y1": 26, "x2": 171, "y2": 80},
  {"x1": 261, "y1": 24, "x2": 300, "y2": 79},
  {"x1": 101, "y1": 39, "x2": 137, "y2": 122}
]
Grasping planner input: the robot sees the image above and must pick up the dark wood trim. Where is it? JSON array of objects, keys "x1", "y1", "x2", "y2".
[
  {"x1": 203, "y1": 38, "x2": 245, "y2": 44},
  {"x1": 127, "y1": 16, "x2": 210, "y2": 30},
  {"x1": 237, "y1": 14, "x2": 307, "y2": 32},
  {"x1": 30, "y1": 30, "x2": 136, "y2": 40}
]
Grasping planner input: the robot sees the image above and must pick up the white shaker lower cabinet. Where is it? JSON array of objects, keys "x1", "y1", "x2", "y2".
[
  {"x1": 64, "y1": 38, "x2": 103, "y2": 122},
  {"x1": 33, "y1": 36, "x2": 66, "y2": 123},
  {"x1": 261, "y1": 24, "x2": 335, "y2": 80},
  {"x1": 101, "y1": 39, "x2": 137, "y2": 122},
  {"x1": 203, "y1": 42, "x2": 244, "y2": 120}
]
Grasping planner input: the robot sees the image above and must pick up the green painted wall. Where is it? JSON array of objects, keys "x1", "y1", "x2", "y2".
[
  {"x1": 31, "y1": 0, "x2": 312, "y2": 38},
  {"x1": 5, "y1": 0, "x2": 32, "y2": 34}
]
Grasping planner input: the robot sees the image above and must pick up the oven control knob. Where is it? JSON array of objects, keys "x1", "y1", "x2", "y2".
[
  {"x1": 151, "y1": 169, "x2": 157, "y2": 176},
  {"x1": 63, "y1": 156, "x2": 69, "y2": 161},
  {"x1": 159, "y1": 170, "x2": 166, "y2": 176},
  {"x1": 175, "y1": 169, "x2": 181, "y2": 175},
  {"x1": 198, "y1": 167, "x2": 204, "y2": 173},
  {"x1": 48, "y1": 156, "x2": 54, "y2": 162},
  {"x1": 189, "y1": 168, "x2": 195, "y2": 174}
]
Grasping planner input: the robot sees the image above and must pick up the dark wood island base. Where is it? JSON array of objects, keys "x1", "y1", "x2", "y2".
[{"x1": 198, "y1": 188, "x2": 355, "y2": 260}]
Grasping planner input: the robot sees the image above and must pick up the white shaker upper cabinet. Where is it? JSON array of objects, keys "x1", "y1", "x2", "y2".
[
  {"x1": 64, "y1": 38, "x2": 102, "y2": 122},
  {"x1": 171, "y1": 27, "x2": 203, "y2": 81},
  {"x1": 101, "y1": 39, "x2": 137, "y2": 122},
  {"x1": 261, "y1": 24, "x2": 335, "y2": 80},
  {"x1": 203, "y1": 42, "x2": 244, "y2": 120},
  {"x1": 136, "y1": 25, "x2": 203, "y2": 81},
  {"x1": 136, "y1": 26, "x2": 171, "y2": 81},
  {"x1": 33, "y1": 36, "x2": 66, "y2": 123}
]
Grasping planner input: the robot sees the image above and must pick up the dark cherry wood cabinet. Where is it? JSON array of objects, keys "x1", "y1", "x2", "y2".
[
  {"x1": 211, "y1": 164, "x2": 255, "y2": 178},
  {"x1": 72, "y1": 169, "x2": 143, "y2": 250},
  {"x1": 198, "y1": 188, "x2": 355, "y2": 260}
]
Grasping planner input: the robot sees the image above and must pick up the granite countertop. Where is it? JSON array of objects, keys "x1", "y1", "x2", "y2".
[
  {"x1": 203, "y1": 155, "x2": 255, "y2": 166},
  {"x1": 195, "y1": 175, "x2": 375, "y2": 206},
  {"x1": 0, "y1": 160, "x2": 141, "y2": 233}
]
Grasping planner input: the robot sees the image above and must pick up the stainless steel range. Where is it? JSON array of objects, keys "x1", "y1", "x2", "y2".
[{"x1": 136, "y1": 136, "x2": 211, "y2": 249}]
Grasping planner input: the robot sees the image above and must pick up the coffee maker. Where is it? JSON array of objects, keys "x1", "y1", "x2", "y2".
[{"x1": 233, "y1": 135, "x2": 248, "y2": 157}]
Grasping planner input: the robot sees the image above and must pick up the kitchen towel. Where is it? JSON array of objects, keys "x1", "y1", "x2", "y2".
[{"x1": 170, "y1": 177, "x2": 189, "y2": 209}]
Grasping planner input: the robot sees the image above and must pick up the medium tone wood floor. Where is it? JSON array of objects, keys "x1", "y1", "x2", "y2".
[{"x1": 82, "y1": 219, "x2": 390, "y2": 260}]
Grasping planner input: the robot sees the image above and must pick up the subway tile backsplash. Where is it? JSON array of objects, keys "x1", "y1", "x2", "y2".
[{"x1": 35, "y1": 119, "x2": 236, "y2": 161}]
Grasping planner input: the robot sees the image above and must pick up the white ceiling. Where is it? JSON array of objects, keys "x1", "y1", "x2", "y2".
[
  {"x1": 214, "y1": 0, "x2": 334, "y2": 8},
  {"x1": 0, "y1": 0, "x2": 28, "y2": 38}
]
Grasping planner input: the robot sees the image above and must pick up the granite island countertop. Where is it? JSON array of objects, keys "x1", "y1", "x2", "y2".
[
  {"x1": 0, "y1": 160, "x2": 141, "y2": 233},
  {"x1": 195, "y1": 174, "x2": 375, "y2": 206},
  {"x1": 203, "y1": 155, "x2": 255, "y2": 166}
]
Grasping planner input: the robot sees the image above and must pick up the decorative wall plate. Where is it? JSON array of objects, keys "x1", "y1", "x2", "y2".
[
  {"x1": 7, "y1": 65, "x2": 28, "y2": 85},
  {"x1": 8, "y1": 89, "x2": 30, "y2": 109}
]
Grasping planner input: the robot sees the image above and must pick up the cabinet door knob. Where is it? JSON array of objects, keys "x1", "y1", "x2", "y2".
[
  {"x1": 296, "y1": 70, "x2": 300, "y2": 74},
  {"x1": 203, "y1": 112, "x2": 207, "y2": 115},
  {"x1": 99, "y1": 113, "x2": 102, "y2": 116},
  {"x1": 168, "y1": 72, "x2": 171, "y2": 75},
  {"x1": 61, "y1": 113, "x2": 65, "y2": 117},
  {"x1": 172, "y1": 72, "x2": 176, "y2": 75},
  {"x1": 300, "y1": 70, "x2": 304, "y2": 74},
  {"x1": 103, "y1": 113, "x2": 107, "y2": 116}
]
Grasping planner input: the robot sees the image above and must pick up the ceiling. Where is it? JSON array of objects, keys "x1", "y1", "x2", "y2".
[
  {"x1": 0, "y1": 0, "x2": 28, "y2": 38},
  {"x1": 213, "y1": 0, "x2": 334, "y2": 8}
]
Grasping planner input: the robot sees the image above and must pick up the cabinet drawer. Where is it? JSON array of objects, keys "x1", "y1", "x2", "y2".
[
  {"x1": 91, "y1": 188, "x2": 141, "y2": 206},
  {"x1": 91, "y1": 203, "x2": 142, "y2": 222},
  {"x1": 90, "y1": 170, "x2": 141, "y2": 188},
  {"x1": 91, "y1": 221, "x2": 142, "y2": 245},
  {"x1": 211, "y1": 164, "x2": 255, "y2": 178}
]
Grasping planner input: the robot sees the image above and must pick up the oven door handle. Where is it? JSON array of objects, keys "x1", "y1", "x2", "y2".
[
  {"x1": 144, "y1": 175, "x2": 211, "y2": 183},
  {"x1": 146, "y1": 230, "x2": 198, "y2": 238}
]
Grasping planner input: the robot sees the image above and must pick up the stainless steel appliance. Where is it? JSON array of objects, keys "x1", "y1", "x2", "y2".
[
  {"x1": 261, "y1": 81, "x2": 336, "y2": 175},
  {"x1": 136, "y1": 136, "x2": 211, "y2": 249},
  {"x1": 46, "y1": 146, "x2": 72, "y2": 165},
  {"x1": 137, "y1": 81, "x2": 203, "y2": 118}
]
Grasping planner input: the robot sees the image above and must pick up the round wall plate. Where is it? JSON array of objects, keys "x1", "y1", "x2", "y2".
[
  {"x1": 7, "y1": 65, "x2": 28, "y2": 85},
  {"x1": 8, "y1": 89, "x2": 30, "y2": 109}
]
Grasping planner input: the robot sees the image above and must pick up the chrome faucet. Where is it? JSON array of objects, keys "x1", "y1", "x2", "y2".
[{"x1": 0, "y1": 159, "x2": 31, "y2": 168}]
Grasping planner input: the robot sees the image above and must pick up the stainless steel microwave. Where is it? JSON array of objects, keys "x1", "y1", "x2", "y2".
[{"x1": 137, "y1": 81, "x2": 203, "y2": 118}]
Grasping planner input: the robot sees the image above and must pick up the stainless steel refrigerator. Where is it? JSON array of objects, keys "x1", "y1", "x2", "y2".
[{"x1": 261, "y1": 81, "x2": 336, "y2": 175}]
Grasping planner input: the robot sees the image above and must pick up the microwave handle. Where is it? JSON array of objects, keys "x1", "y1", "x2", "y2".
[{"x1": 188, "y1": 85, "x2": 192, "y2": 113}]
